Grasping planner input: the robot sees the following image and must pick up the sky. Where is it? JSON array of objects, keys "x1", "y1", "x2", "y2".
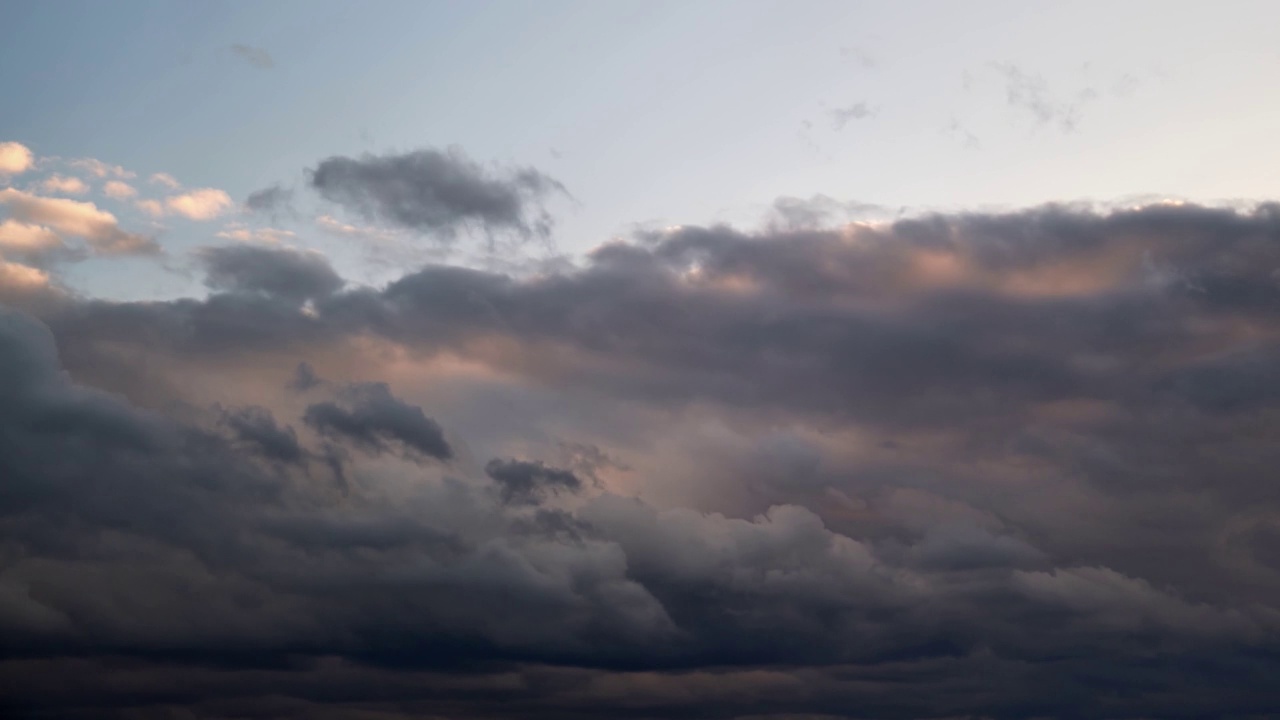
[{"x1": 3, "y1": 1, "x2": 1280, "y2": 718}]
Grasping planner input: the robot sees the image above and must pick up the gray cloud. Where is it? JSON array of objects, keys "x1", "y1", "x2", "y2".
[
  {"x1": 230, "y1": 43, "x2": 274, "y2": 70},
  {"x1": 829, "y1": 101, "x2": 877, "y2": 130},
  {"x1": 485, "y1": 457, "x2": 583, "y2": 505},
  {"x1": 4, "y1": 202, "x2": 1280, "y2": 718},
  {"x1": 769, "y1": 194, "x2": 890, "y2": 230},
  {"x1": 309, "y1": 147, "x2": 567, "y2": 240},
  {"x1": 290, "y1": 360, "x2": 323, "y2": 392},
  {"x1": 200, "y1": 244, "x2": 343, "y2": 301},
  {"x1": 220, "y1": 404, "x2": 304, "y2": 465},
  {"x1": 245, "y1": 184, "x2": 294, "y2": 214},
  {"x1": 991, "y1": 62, "x2": 1096, "y2": 133},
  {"x1": 304, "y1": 382, "x2": 453, "y2": 461}
]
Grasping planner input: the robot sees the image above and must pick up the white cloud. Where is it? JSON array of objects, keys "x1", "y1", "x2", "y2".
[
  {"x1": 38, "y1": 175, "x2": 89, "y2": 195},
  {"x1": 103, "y1": 180, "x2": 137, "y2": 199},
  {"x1": 134, "y1": 188, "x2": 234, "y2": 221},
  {"x1": 164, "y1": 189, "x2": 233, "y2": 220},
  {"x1": 0, "y1": 142, "x2": 35, "y2": 176},
  {"x1": 69, "y1": 158, "x2": 135, "y2": 180},
  {"x1": 149, "y1": 172, "x2": 181, "y2": 189},
  {"x1": 0, "y1": 220, "x2": 65, "y2": 254},
  {"x1": 0, "y1": 188, "x2": 156, "y2": 255}
]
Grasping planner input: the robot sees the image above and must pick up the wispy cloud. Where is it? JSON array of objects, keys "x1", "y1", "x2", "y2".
[{"x1": 230, "y1": 43, "x2": 274, "y2": 69}]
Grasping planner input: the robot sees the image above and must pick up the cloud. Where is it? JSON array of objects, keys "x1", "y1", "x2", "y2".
[
  {"x1": 991, "y1": 62, "x2": 1095, "y2": 133},
  {"x1": 69, "y1": 157, "x2": 135, "y2": 179},
  {"x1": 102, "y1": 180, "x2": 137, "y2": 199},
  {"x1": 135, "y1": 198, "x2": 164, "y2": 217},
  {"x1": 769, "y1": 194, "x2": 890, "y2": 230},
  {"x1": 829, "y1": 101, "x2": 877, "y2": 130},
  {"x1": 230, "y1": 43, "x2": 274, "y2": 69},
  {"x1": 485, "y1": 458, "x2": 583, "y2": 505},
  {"x1": 316, "y1": 213, "x2": 399, "y2": 241},
  {"x1": 149, "y1": 172, "x2": 181, "y2": 189},
  {"x1": 220, "y1": 405, "x2": 304, "y2": 464},
  {"x1": 310, "y1": 147, "x2": 568, "y2": 240},
  {"x1": 199, "y1": 244, "x2": 343, "y2": 301},
  {"x1": 0, "y1": 188, "x2": 157, "y2": 255},
  {"x1": 164, "y1": 188, "x2": 234, "y2": 220},
  {"x1": 0, "y1": 259, "x2": 51, "y2": 293},
  {"x1": 215, "y1": 225, "x2": 296, "y2": 244},
  {"x1": 136, "y1": 187, "x2": 233, "y2": 221},
  {"x1": 0, "y1": 219, "x2": 65, "y2": 257},
  {"x1": 244, "y1": 183, "x2": 293, "y2": 214},
  {"x1": 839, "y1": 45, "x2": 877, "y2": 68},
  {"x1": 0, "y1": 141, "x2": 34, "y2": 176},
  {"x1": 36, "y1": 174, "x2": 88, "y2": 195},
  {"x1": 4, "y1": 201, "x2": 1280, "y2": 718},
  {"x1": 304, "y1": 382, "x2": 453, "y2": 461}
]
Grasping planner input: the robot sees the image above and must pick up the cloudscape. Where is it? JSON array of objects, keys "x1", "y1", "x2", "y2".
[{"x1": 3, "y1": 2, "x2": 1280, "y2": 718}]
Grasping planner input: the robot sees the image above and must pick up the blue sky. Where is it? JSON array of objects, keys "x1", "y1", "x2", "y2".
[{"x1": 4, "y1": 0, "x2": 1280, "y2": 299}]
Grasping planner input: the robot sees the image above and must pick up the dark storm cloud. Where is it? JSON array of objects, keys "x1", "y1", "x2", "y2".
[
  {"x1": 485, "y1": 458, "x2": 583, "y2": 505},
  {"x1": 4, "y1": 202, "x2": 1280, "y2": 718},
  {"x1": 200, "y1": 244, "x2": 344, "y2": 301},
  {"x1": 220, "y1": 405, "x2": 304, "y2": 464},
  {"x1": 309, "y1": 147, "x2": 567, "y2": 239},
  {"x1": 303, "y1": 382, "x2": 452, "y2": 461}
]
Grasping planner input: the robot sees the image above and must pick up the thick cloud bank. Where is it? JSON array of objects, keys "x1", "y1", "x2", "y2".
[{"x1": 3, "y1": 202, "x2": 1280, "y2": 719}]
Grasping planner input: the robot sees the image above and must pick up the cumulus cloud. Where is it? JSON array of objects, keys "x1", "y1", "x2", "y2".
[
  {"x1": 0, "y1": 259, "x2": 51, "y2": 294},
  {"x1": 0, "y1": 219, "x2": 65, "y2": 257},
  {"x1": 164, "y1": 188, "x2": 234, "y2": 220},
  {"x1": 0, "y1": 141, "x2": 34, "y2": 176},
  {"x1": 135, "y1": 187, "x2": 234, "y2": 220},
  {"x1": 310, "y1": 147, "x2": 568, "y2": 240},
  {"x1": 200, "y1": 244, "x2": 343, "y2": 301},
  {"x1": 4, "y1": 200, "x2": 1280, "y2": 719},
  {"x1": 102, "y1": 180, "x2": 137, "y2": 199},
  {"x1": 0, "y1": 188, "x2": 157, "y2": 255},
  {"x1": 36, "y1": 174, "x2": 88, "y2": 195}
]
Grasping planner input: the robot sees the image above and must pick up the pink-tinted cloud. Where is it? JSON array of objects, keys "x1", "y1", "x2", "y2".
[
  {"x1": 0, "y1": 141, "x2": 34, "y2": 176},
  {"x1": 37, "y1": 175, "x2": 89, "y2": 196},
  {"x1": 0, "y1": 188, "x2": 157, "y2": 255},
  {"x1": 102, "y1": 180, "x2": 137, "y2": 199}
]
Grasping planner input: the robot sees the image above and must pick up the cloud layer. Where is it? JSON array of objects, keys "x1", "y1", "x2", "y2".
[{"x1": 2, "y1": 201, "x2": 1280, "y2": 719}]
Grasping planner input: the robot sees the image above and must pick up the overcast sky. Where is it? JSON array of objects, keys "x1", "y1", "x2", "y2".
[{"x1": 3, "y1": 2, "x2": 1280, "y2": 719}]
